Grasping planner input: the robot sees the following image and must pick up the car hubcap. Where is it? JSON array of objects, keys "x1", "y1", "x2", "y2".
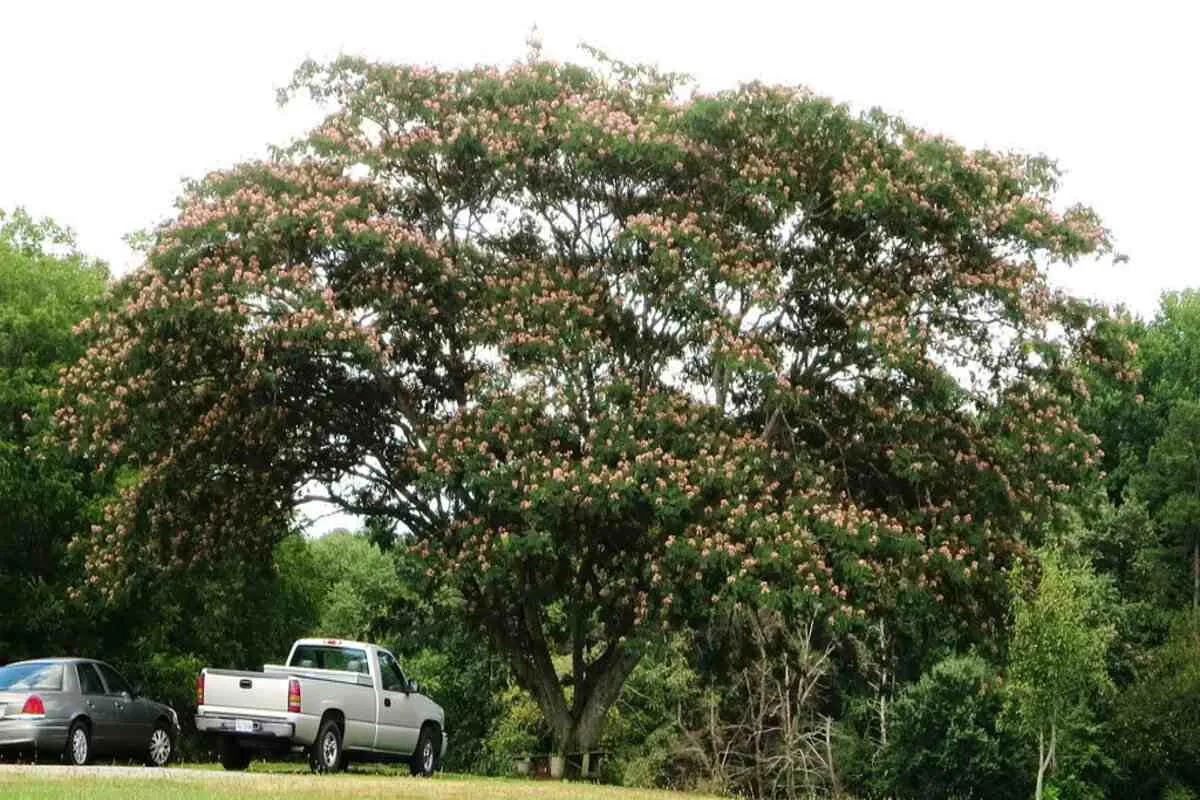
[
  {"x1": 423, "y1": 741, "x2": 433, "y2": 772},
  {"x1": 72, "y1": 730, "x2": 87, "y2": 764},
  {"x1": 150, "y1": 729, "x2": 171, "y2": 765},
  {"x1": 322, "y1": 732, "x2": 338, "y2": 766}
]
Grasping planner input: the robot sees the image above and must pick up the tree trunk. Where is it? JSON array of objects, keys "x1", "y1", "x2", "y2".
[
  {"x1": 518, "y1": 642, "x2": 639, "y2": 757},
  {"x1": 1035, "y1": 721, "x2": 1057, "y2": 800},
  {"x1": 1192, "y1": 538, "x2": 1198, "y2": 613},
  {"x1": 480, "y1": 596, "x2": 642, "y2": 768},
  {"x1": 563, "y1": 647, "x2": 641, "y2": 755},
  {"x1": 1035, "y1": 728, "x2": 1045, "y2": 800}
]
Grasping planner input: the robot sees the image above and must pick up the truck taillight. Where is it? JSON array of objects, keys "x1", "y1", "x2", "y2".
[
  {"x1": 21, "y1": 695, "x2": 45, "y2": 715},
  {"x1": 287, "y1": 678, "x2": 301, "y2": 713},
  {"x1": 196, "y1": 672, "x2": 205, "y2": 706}
]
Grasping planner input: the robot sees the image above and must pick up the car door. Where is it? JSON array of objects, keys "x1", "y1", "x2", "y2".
[
  {"x1": 96, "y1": 662, "x2": 151, "y2": 754},
  {"x1": 374, "y1": 651, "x2": 418, "y2": 754},
  {"x1": 75, "y1": 663, "x2": 119, "y2": 753}
]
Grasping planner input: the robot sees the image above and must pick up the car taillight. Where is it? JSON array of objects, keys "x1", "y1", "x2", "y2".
[
  {"x1": 21, "y1": 695, "x2": 44, "y2": 715},
  {"x1": 196, "y1": 672, "x2": 205, "y2": 706},
  {"x1": 287, "y1": 678, "x2": 301, "y2": 713}
]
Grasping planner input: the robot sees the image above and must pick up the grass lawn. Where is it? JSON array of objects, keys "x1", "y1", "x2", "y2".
[{"x1": 0, "y1": 763, "x2": 717, "y2": 800}]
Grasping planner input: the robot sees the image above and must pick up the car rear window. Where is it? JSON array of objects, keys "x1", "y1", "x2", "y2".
[
  {"x1": 0, "y1": 662, "x2": 64, "y2": 691},
  {"x1": 289, "y1": 645, "x2": 370, "y2": 675}
]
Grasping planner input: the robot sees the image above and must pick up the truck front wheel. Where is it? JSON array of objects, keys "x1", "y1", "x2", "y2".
[
  {"x1": 309, "y1": 719, "x2": 345, "y2": 774},
  {"x1": 218, "y1": 737, "x2": 250, "y2": 771},
  {"x1": 409, "y1": 725, "x2": 440, "y2": 777}
]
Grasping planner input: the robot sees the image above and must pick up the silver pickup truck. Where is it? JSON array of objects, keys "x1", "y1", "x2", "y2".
[{"x1": 195, "y1": 638, "x2": 445, "y2": 775}]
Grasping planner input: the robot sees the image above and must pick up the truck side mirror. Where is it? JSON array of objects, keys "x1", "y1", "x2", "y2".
[{"x1": 408, "y1": 679, "x2": 421, "y2": 694}]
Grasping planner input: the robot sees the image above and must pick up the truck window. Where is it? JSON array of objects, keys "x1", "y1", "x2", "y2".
[
  {"x1": 378, "y1": 652, "x2": 407, "y2": 693},
  {"x1": 289, "y1": 645, "x2": 370, "y2": 675}
]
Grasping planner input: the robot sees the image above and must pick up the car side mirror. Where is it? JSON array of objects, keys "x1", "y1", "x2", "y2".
[
  {"x1": 123, "y1": 689, "x2": 135, "y2": 700},
  {"x1": 408, "y1": 680, "x2": 421, "y2": 695}
]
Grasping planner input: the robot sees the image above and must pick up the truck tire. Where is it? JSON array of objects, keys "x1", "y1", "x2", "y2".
[
  {"x1": 218, "y1": 737, "x2": 251, "y2": 771},
  {"x1": 310, "y1": 718, "x2": 345, "y2": 773},
  {"x1": 409, "y1": 724, "x2": 440, "y2": 777}
]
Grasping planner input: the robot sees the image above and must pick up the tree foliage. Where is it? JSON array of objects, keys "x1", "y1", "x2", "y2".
[
  {"x1": 1006, "y1": 549, "x2": 1114, "y2": 800},
  {"x1": 884, "y1": 654, "x2": 1031, "y2": 800},
  {"x1": 1113, "y1": 615, "x2": 1200, "y2": 796},
  {"x1": 306, "y1": 529, "x2": 405, "y2": 640},
  {"x1": 0, "y1": 208, "x2": 107, "y2": 657},
  {"x1": 56, "y1": 51, "x2": 1122, "y2": 753}
]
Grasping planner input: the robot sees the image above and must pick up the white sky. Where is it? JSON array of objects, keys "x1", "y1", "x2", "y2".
[
  {"x1": 3, "y1": 0, "x2": 1196, "y2": 532},
  {"x1": 3, "y1": 0, "x2": 1197, "y2": 317}
]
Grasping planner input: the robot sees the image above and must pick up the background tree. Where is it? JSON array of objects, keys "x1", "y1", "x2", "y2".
[
  {"x1": 883, "y1": 653, "x2": 1031, "y2": 800},
  {"x1": 0, "y1": 208, "x2": 107, "y2": 658},
  {"x1": 306, "y1": 529, "x2": 404, "y2": 640},
  {"x1": 1112, "y1": 615, "x2": 1200, "y2": 797},
  {"x1": 1006, "y1": 549, "x2": 1115, "y2": 800},
  {"x1": 57, "y1": 51, "x2": 1120, "y2": 758},
  {"x1": 1133, "y1": 401, "x2": 1200, "y2": 612}
]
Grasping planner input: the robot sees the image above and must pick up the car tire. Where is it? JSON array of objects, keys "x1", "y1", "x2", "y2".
[
  {"x1": 309, "y1": 718, "x2": 344, "y2": 774},
  {"x1": 409, "y1": 724, "x2": 440, "y2": 777},
  {"x1": 145, "y1": 722, "x2": 174, "y2": 767},
  {"x1": 65, "y1": 721, "x2": 91, "y2": 766},
  {"x1": 218, "y1": 736, "x2": 251, "y2": 771}
]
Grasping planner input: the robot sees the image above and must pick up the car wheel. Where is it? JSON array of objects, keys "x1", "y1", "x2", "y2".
[
  {"x1": 218, "y1": 736, "x2": 251, "y2": 771},
  {"x1": 146, "y1": 723, "x2": 173, "y2": 767},
  {"x1": 309, "y1": 719, "x2": 344, "y2": 774},
  {"x1": 409, "y1": 724, "x2": 440, "y2": 777},
  {"x1": 65, "y1": 721, "x2": 91, "y2": 766}
]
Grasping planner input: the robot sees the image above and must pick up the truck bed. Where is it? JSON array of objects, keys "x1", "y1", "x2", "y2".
[{"x1": 202, "y1": 665, "x2": 371, "y2": 716}]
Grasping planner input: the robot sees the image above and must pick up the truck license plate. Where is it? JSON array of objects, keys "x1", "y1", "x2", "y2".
[{"x1": 235, "y1": 719, "x2": 254, "y2": 733}]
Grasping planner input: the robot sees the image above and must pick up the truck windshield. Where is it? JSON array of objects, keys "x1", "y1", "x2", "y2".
[
  {"x1": 0, "y1": 662, "x2": 64, "y2": 691},
  {"x1": 289, "y1": 645, "x2": 370, "y2": 675}
]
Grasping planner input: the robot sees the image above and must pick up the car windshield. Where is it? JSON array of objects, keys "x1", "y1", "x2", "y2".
[{"x1": 0, "y1": 662, "x2": 64, "y2": 691}]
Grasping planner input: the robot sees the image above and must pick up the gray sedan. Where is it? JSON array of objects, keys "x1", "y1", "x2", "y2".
[{"x1": 0, "y1": 658, "x2": 180, "y2": 766}]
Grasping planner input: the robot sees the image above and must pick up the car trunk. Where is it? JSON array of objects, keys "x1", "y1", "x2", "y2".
[{"x1": 0, "y1": 691, "x2": 33, "y2": 717}]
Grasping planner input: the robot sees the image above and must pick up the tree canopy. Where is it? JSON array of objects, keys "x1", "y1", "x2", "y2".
[{"x1": 56, "y1": 52, "x2": 1126, "y2": 752}]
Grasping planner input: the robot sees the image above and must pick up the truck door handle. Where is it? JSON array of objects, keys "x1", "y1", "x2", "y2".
[
  {"x1": 384, "y1": 698, "x2": 391, "y2": 707},
  {"x1": 239, "y1": 679, "x2": 253, "y2": 689}
]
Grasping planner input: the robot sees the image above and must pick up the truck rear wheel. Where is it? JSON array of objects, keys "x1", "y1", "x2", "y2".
[
  {"x1": 218, "y1": 737, "x2": 251, "y2": 771},
  {"x1": 309, "y1": 718, "x2": 345, "y2": 774}
]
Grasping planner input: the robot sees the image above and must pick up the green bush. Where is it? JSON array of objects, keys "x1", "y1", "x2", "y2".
[
  {"x1": 482, "y1": 684, "x2": 552, "y2": 773},
  {"x1": 1164, "y1": 784, "x2": 1199, "y2": 800},
  {"x1": 883, "y1": 654, "x2": 1032, "y2": 800}
]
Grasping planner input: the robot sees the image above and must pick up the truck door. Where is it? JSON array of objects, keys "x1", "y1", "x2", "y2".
[{"x1": 374, "y1": 651, "x2": 419, "y2": 754}]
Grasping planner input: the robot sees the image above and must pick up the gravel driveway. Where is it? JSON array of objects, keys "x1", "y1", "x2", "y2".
[{"x1": 0, "y1": 764, "x2": 257, "y2": 780}]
